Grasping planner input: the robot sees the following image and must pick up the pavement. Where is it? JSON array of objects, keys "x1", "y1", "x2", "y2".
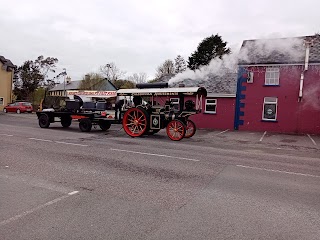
[{"x1": 0, "y1": 113, "x2": 320, "y2": 240}]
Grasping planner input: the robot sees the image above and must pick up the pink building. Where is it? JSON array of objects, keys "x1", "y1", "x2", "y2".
[
  {"x1": 188, "y1": 93, "x2": 235, "y2": 130},
  {"x1": 157, "y1": 72, "x2": 237, "y2": 130},
  {"x1": 235, "y1": 35, "x2": 320, "y2": 134}
]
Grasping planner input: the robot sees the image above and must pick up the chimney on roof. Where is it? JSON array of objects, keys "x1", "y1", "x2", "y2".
[{"x1": 66, "y1": 76, "x2": 71, "y2": 84}]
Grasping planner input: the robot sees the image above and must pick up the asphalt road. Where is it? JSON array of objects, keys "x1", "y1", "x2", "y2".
[{"x1": 0, "y1": 113, "x2": 320, "y2": 240}]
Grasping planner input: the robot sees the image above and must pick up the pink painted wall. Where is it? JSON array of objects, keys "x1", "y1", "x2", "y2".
[
  {"x1": 239, "y1": 65, "x2": 320, "y2": 134},
  {"x1": 189, "y1": 97, "x2": 235, "y2": 130},
  {"x1": 154, "y1": 95, "x2": 235, "y2": 130}
]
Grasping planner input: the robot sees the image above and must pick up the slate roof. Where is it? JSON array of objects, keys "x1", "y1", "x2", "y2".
[
  {"x1": 49, "y1": 80, "x2": 82, "y2": 91},
  {"x1": 238, "y1": 35, "x2": 320, "y2": 65},
  {"x1": 155, "y1": 71, "x2": 237, "y2": 94},
  {"x1": 49, "y1": 79, "x2": 118, "y2": 91},
  {"x1": 0, "y1": 55, "x2": 15, "y2": 70}
]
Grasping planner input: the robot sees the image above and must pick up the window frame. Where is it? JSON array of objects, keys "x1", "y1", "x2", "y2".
[
  {"x1": 262, "y1": 97, "x2": 278, "y2": 121},
  {"x1": 205, "y1": 98, "x2": 217, "y2": 114},
  {"x1": 170, "y1": 98, "x2": 180, "y2": 110},
  {"x1": 265, "y1": 67, "x2": 280, "y2": 86}
]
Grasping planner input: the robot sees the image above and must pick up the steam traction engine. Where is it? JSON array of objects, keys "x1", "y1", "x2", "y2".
[{"x1": 117, "y1": 83, "x2": 207, "y2": 141}]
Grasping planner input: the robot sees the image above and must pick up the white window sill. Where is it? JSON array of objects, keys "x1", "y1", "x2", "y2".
[{"x1": 261, "y1": 119, "x2": 278, "y2": 122}]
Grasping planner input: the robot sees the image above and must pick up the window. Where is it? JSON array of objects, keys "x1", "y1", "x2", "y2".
[
  {"x1": 262, "y1": 97, "x2": 277, "y2": 121},
  {"x1": 170, "y1": 98, "x2": 179, "y2": 110},
  {"x1": 0, "y1": 97, "x2": 3, "y2": 105},
  {"x1": 265, "y1": 67, "x2": 280, "y2": 85},
  {"x1": 205, "y1": 99, "x2": 217, "y2": 114}
]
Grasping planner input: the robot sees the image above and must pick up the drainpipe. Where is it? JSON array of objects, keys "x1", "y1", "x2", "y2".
[
  {"x1": 298, "y1": 43, "x2": 310, "y2": 100},
  {"x1": 9, "y1": 67, "x2": 16, "y2": 104},
  {"x1": 10, "y1": 68, "x2": 13, "y2": 103}
]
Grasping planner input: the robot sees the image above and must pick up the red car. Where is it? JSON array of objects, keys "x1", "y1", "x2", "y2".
[{"x1": 3, "y1": 102, "x2": 33, "y2": 113}]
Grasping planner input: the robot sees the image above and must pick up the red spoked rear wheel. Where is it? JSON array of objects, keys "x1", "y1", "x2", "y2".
[
  {"x1": 185, "y1": 120, "x2": 196, "y2": 138},
  {"x1": 122, "y1": 107, "x2": 148, "y2": 137},
  {"x1": 166, "y1": 119, "x2": 186, "y2": 141}
]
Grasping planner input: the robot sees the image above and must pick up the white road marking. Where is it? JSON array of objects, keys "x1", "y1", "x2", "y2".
[
  {"x1": 259, "y1": 131, "x2": 267, "y2": 142},
  {"x1": 28, "y1": 138, "x2": 53, "y2": 142},
  {"x1": 236, "y1": 165, "x2": 320, "y2": 178},
  {"x1": 216, "y1": 129, "x2": 229, "y2": 135},
  {"x1": 55, "y1": 141, "x2": 88, "y2": 147},
  {"x1": 0, "y1": 134, "x2": 13, "y2": 137},
  {"x1": 307, "y1": 134, "x2": 317, "y2": 146},
  {"x1": 0, "y1": 191, "x2": 79, "y2": 227},
  {"x1": 68, "y1": 191, "x2": 79, "y2": 195},
  {"x1": 110, "y1": 148, "x2": 200, "y2": 162},
  {"x1": 29, "y1": 138, "x2": 88, "y2": 147}
]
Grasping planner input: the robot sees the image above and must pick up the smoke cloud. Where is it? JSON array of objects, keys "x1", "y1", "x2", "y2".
[
  {"x1": 169, "y1": 36, "x2": 307, "y2": 87},
  {"x1": 302, "y1": 81, "x2": 320, "y2": 111},
  {"x1": 168, "y1": 51, "x2": 238, "y2": 87}
]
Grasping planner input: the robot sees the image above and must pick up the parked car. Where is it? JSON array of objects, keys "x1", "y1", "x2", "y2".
[{"x1": 3, "y1": 102, "x2": 33, "y2": 113}]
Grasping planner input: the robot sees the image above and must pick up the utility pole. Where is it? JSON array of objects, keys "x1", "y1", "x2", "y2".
[
  {"x1": 63, "y1": 68, "x2": 67, "y2": 96},
  {"x1": 106, "y1": 64, "x2": 111, "y2": 81}
]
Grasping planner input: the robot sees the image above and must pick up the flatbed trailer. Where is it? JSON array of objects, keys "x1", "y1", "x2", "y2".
[{"x1": 36, "y1": 110, "x2": 121, "y2": 132}]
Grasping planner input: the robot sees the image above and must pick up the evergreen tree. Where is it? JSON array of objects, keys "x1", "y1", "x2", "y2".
[
  {"x1": 188, "y1": 34, "x2": 231, "y2": 70},
  {"x1": 174, "y1": 55, "x2": 187, "y2": 74}
]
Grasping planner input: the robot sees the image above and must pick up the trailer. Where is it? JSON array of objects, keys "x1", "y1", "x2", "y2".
[
  {"x1": 36, "y1": 93, "x2": 122, "y2": 132},
  {"x1": 36, "y1": 111, "x2": 120, "y2": 132},
  {"x1": 117, "y1": 83, "x2": 207, "y2": 141}
]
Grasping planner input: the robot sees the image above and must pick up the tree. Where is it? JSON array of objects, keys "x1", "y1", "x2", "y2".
[
  {"x1": 127, "y1": 72, "x2": 148, "y2": 84},
  {"x1": 13, "y1": 56, "x2": 61, "y2": 102},
  {"x1": 174, "y1": 55, "x2": 187, "y2": 74},
  {"x1": 35, "y1": 55, "x2": 59, "y2": 87},
  {"x1": 111, "y1": 79, "x2": 135, "y2": 89},
  {"x1": 78, "y1": 72, "x2": 106, "y2": 90},
  {"x1": 120, "y1": 80, "x2": 135, "y2": 89},
  {"x1": 13, "y1": 60, "x2": 43, "y2": 101},
  {"x1": 148, "y1": 79, "x2": 158, "y2": 83},
  {"x1": 99, "y1": 62, "x2": 126, "y2": 82},
  {"x1": 100, "y1": 62, "x2": 127, "y2": 90},
  {"x1": 155, "y1": 59, "x2": 175, "y2": 79},
  {"x1": 187, "y1": 34, "x2": 231, "y2": 70}
]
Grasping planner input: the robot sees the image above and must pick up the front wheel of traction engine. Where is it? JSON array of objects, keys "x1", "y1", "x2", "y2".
[
  {"x1": 79, "y1": 118, "x2": 92, "y2": 132},
  {"x1": 122, "y1": 107, "x2": 148, "y2": 137},
  {"x1": 166, "y1": 119, "x2": 186, "y2": 141}
]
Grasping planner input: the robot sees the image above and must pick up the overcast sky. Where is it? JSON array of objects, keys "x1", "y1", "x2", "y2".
[{"x1": 0, "y1": 0, "x2": 319, "y2": 82}]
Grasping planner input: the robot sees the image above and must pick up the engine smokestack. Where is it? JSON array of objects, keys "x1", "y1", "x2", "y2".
[{"x1": 136, "y1": 83, "x2": 168, "y2": 89}]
